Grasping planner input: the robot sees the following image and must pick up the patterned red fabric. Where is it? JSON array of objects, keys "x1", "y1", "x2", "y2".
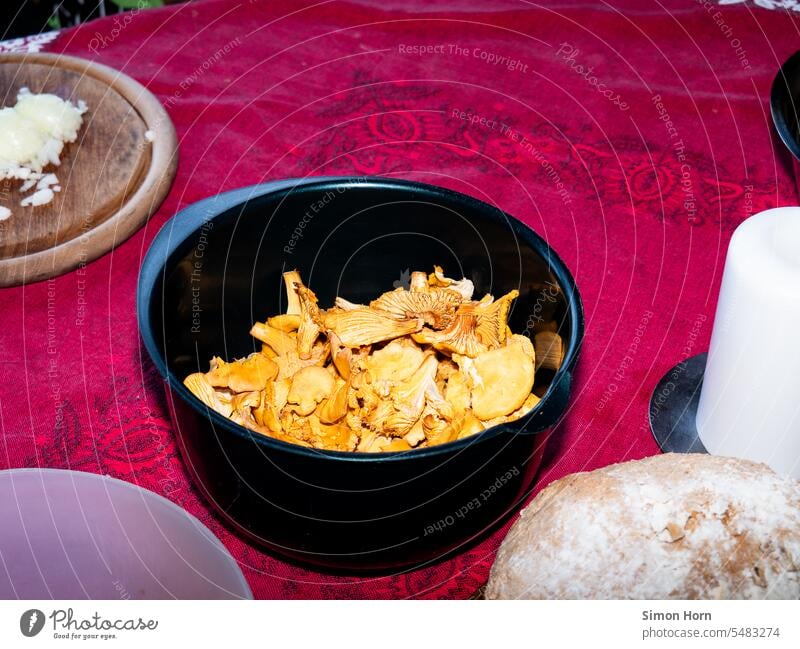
[{"x1": 1, "y1": 0, "x2": 797, "y2": 598}]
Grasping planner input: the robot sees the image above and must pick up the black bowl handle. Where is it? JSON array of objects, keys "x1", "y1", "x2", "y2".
[{"x1": 521, "y1": 369, "x2": 573, "y2": 434}]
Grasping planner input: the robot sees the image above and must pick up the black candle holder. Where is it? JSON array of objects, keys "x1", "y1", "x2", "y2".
[{"x1": 649, "y1": 353, "x2": 708, "y2": 454}]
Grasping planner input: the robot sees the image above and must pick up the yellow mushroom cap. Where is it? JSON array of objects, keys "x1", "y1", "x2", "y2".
[{"x1": 467, "y1": 341, "x2": 535, "y2": 421}]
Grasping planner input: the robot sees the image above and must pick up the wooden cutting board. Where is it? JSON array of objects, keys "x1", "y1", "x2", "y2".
[{"x1": 0, "y1": 53, "x2": 178, "y2": 286}]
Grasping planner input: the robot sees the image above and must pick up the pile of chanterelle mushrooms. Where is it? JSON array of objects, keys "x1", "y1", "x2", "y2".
[{"x1": 184, "y1": 267, "x2": 563, "y2": 452}]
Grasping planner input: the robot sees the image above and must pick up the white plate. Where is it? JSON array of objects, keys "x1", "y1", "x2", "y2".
[{"x1": 0, "y1": 469, "x2": 252, "y2": 599}]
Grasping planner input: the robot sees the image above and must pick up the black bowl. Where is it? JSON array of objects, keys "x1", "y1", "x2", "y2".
[{"x1": 137, "y1": 177, "x2": 583, "y2": 571}]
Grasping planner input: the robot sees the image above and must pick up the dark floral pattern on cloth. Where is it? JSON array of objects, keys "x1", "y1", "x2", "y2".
[
  {"x1": 22, "y1": 367, "x2": 191, "y2": 498},
  {"x1": 88, "y1": 360, "x2": 209, "y2": 515},
  {"x1": 296, "y1": 72, "x2": 538, "y2": 177},
  {"x1": 296, "y1": 70, "x2": 787, "y2": 233},
  {"x1": 568, "y1": 137, "x2": 784, "y2": 231},
  {"x1": 24, "y1": 400, "x2": 86, "y2": 471},
  {"x1": 300, "y1": 73, "x2": 442, "y2": 176},
  {"x1": 388, "y1": 560, "x2": 491, "y2": 599}
]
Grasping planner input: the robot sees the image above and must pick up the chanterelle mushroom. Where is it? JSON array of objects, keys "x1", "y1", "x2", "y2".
[
  {"x1": 268, "y1": 313, "x2": 301, "y2": 332},
  {"x1": 286, "y1": 366, "x2": 336, "y2": 416},
  {"x1": 295, "y1": 283, "x2": 322, "y2": 359},
  {"x1": 412, "y1": 289, "x2": 519, "y2": 357},
  {"x1": 365, "y1": 338, "x2": 426, "y2": 384},
  {"x1": 282, "y1": 270, "x2": 302, "y2": 316},
  {"x1": 187, "y1": 268, "x2": 548, "y2": 452},
  {"x1": 317, "y1": 377, "x2": 350, "y2": 424},
  {"x1": 463, "y1": 339, "x2": 535, "y2": 420},
  {"x1": 183, "y1": 373, "x2": 233, "y2": 417},
  {"x1": 373, "y1": 354, "x2": 440, "y2": 435},
  {"x1": 253, "y1": 378, "x2": 291, "y2": 432},
  {"x1": 263, "y1": 270, "x2": 305, "y2": 332},
  {"x1": 275, "y1": 340, "x2": 329, "y2": 381},
  {"x1": 428, "y1": 265, "x2": 475, "y2": 300},
  {"x1": 250, "y1": 322, "x2": 297, "y2": 356},
  {"x1": 409, "y1": 271, "x2": 429, "y2": 292},
  {"x1": 370, "y1": 286, "x2": 462, "y2": 329},
  {"x1": 475, "y1": 289, "x2": 518, "y2": 348},
  {"x1": 322, "y1": 307, "x2": 423, "y2": 347},
  {"x1": 206, "y1": 353, "x2": 277, "y2": 392}
]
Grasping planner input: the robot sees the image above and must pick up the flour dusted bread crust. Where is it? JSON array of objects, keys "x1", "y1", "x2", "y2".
[{"x1": 486, "y1": 453, "x2": 800, "y2": 599}]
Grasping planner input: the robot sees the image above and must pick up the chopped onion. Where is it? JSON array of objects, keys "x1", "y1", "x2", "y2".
[
  {"x1": 14, "y1": 88, "x2": 87, "y2": 142},
  {"x1": 0, "y1": 90, "x2": 87, "y2": 214},
  {"x1": 20, "y1": 187, "x2": 55, "y2": 207},
  {"x1": 0, "y1": 108, "x2": 47, "y2": 170},
  {"x1": 19, "y1": 176, "x2": 38, "y2": 193},
  {"x1": 36, "y1": 173, "x2": 59, "y2": 190}
]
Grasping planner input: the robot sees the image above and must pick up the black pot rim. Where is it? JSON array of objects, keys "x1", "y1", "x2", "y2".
[
  {"x1": 771, "y1": 49, "x2": 800, "y2": 162},
  {"x1": 137, "y1": 176, "x2": 585, "y2": 463}
]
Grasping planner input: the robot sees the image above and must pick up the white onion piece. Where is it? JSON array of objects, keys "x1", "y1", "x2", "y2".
[
  {"x1": 36, "y1": 173, "x2": 59, "y2": 190},
  {"x1": 20, "y1": 187, "x2": 55, "y2": 207}
]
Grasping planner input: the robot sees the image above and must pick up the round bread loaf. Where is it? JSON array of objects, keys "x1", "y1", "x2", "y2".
[{"x1": 486, "y1": 453, "x2": 800, "y2": 599}]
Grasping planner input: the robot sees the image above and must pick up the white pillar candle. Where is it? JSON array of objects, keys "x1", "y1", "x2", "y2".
[{"x1": 696, "y1": 207, "x2": 800, "y2": 479}]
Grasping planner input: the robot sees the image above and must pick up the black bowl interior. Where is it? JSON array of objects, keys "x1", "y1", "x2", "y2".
[{"x1": 141, "y1": 177, "x2": 582, "y2": 456}]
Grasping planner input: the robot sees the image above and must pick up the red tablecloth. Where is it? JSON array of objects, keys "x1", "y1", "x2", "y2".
[{"x1": 1, "y1": 0, "x2": 798, "y2": 599}]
